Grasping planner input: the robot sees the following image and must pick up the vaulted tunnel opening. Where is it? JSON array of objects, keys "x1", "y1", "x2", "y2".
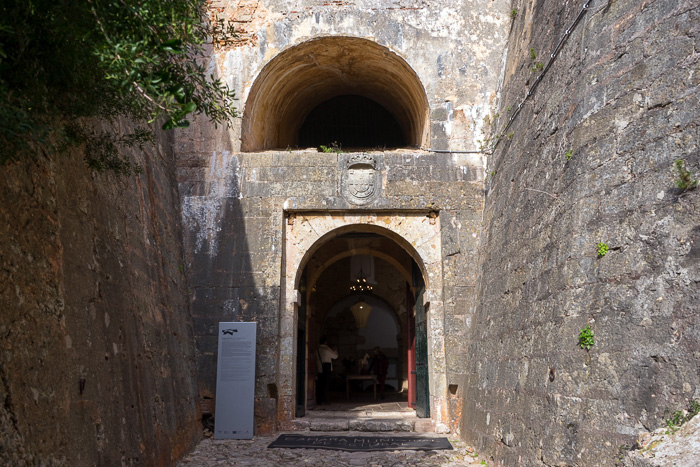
[
  {"x1": 298, "y1": 94, "x2": 406, "y2": 149},
  {"x1": 241, "y1": 36, "x2": 429, "y2": 151}
]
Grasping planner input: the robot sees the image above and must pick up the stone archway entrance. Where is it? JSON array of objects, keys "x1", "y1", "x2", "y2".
[{"x1": 278, "y1": 213, "x2": 449, "y2": 433}]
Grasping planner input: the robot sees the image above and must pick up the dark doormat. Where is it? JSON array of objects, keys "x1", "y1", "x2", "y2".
[{"x1": 268, "y1": 434, "x2": 453, "y2": 452}]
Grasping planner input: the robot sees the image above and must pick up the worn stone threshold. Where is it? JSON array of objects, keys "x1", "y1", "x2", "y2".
[
  {"x1": 289, "y1": 395, "x2": 435, "y2": 433},
  {"x1": 290, "y1": 417, "x2": 436, "y2": 433}
]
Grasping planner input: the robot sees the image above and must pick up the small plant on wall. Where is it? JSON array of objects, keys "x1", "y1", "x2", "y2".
[
  {"x1": 673, "y1": 159, "x2": 698, "y2": 192},
  {"x1": 664, "y1": 400, "x2": 700, "y2": 434},
  {"x1": 667, "y1": 400, "x2": 700, "y2": 433},
  {"x1": 578, "y1": 325, "x2": 595, "y2": 350},
  {"x1": 530, "y1": 62, "x2": 544, "y2": 73},
  {"x1": 319, "y1": 141, "x2": 342, "y2": 154},
  {"x1": 596, "y1": 242, "x2": 608, "y2": 257}
]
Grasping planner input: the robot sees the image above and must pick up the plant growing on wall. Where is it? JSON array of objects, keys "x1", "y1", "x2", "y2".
[
  {"x1": 578, "y1": 325, "x2": 594, "y2": 350},
  {"x1": 673, "y1": 159, "x2": 698, "y2": 191},
  {"x1": 596, "y1": 242, "x2": 609, "y2": 257},
  {"x1": 617, "y1": 444, "x2": 632, "y2": 463},
  {"x1": 664, "y1": 400, "x2": 700, "y2": 433},
  {"x1": 319, "y1": 141, "x2": 342, "y2": 154},
  {"x1": 0, "y1": 0, "x2": 238, "y2": 174}
]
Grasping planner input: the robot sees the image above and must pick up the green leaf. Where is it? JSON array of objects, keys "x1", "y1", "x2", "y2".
[
  {"x1": 162, "y1": 118, "x2": 177, "y2": 130},
  {"x1": 182, "y1": 101, "x2": 196, "y2": 113},
  {"x1": 173, "y1": 86, "x2": 186, "y2": 103},
  {"x1": 162, "y1": 118, "x2": 190, "y2": 130},
  {"x1": 161, "y1": 38, "x2": 183, "y2": 53}
]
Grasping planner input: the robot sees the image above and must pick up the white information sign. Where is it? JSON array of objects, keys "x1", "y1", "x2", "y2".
[{"x1": 214, "y1": 322, "x2": 256, "y2": 439}]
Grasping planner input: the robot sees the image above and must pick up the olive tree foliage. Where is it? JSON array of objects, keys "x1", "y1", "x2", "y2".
[{"x1": 0, "y1": 0, "x2": 238, "y2": 174}]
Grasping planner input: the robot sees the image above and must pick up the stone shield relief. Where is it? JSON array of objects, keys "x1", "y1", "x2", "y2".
[{"x1": 340, "y1": 154, "x2": 382, "y2": 205}]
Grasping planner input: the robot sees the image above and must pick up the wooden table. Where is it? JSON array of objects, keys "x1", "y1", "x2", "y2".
[{"x1": 345, "y1": 374, "x2": 377, "y2": 400}]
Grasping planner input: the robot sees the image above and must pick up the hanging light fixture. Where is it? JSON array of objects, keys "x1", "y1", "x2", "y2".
[
  {"x1": 349, "y1": 270, "x2": 373, "y2": 293},
  {"x1": 350, "y1": 301, "x2": 372, "y2": 328},
  {"x1": 349, "y1": 267, "x2": 373, "y2": 328}
]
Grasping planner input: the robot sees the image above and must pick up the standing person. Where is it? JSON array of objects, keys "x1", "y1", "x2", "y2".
[
  {"x1": 317, "y1": 337, "x2": 338, "y2": 405},
  {"x1": 369, "y1": 346, "x2": 389, "y2": 400}
]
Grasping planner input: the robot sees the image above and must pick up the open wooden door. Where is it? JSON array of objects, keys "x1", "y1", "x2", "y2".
[
  {"x1": 307, "y1": 318, "x2": 318, "y2": 409},
  {"x1": 295, "y1": 278, "x2": 307, "y2": 417},
  {"x1": 413, "y1": 263, "x2": 429, "y2": 418}
]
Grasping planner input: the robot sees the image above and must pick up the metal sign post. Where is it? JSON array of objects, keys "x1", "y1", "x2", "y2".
[{"x1": 214, "y1": 322, "x2": 256, "y2": 439}]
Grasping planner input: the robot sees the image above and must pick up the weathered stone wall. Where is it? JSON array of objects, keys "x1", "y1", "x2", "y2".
[
  {"x1": 177, "y1": 0, "x2": 511, "y2": 435},
  {"x1": 465, "y1": 0, "x2": 700, "y2": 464},
  {"x1": 176, "y1": 147, "x2": 485, "y2": 433},
  {"x1": 0, "y1": 132, "x2": 200, "y2": 465},
  {"x1": 209, "y1": 0, "x2": 510, "y2": 152}
]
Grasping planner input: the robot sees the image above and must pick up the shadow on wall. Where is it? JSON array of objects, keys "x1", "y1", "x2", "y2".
[
  {"x1": 0, "y1": 126, "x2": 200, "y2": 465},
  {"x1": 179, "y1": 148, "x2": 278, "y2": 435}
]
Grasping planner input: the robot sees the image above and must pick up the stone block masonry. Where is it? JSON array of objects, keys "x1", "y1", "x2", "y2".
[
  {"x1": 466, "y1": 0, "x2": 700, "y2": 465},
  {"x1": 207, "y1": 0, "x2": 511, "y2": 153},
  {"x1": 177, "y1": 148, "x2": 485, "y2": 435},
  {"x1": 0, "y1": 125, "x2": 201, "y2": 466},
  {"x1": 177, "y1": 0, "x2": 510, "y2": 445}
]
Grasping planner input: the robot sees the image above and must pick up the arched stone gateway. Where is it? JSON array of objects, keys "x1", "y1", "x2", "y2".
[
  {"x1": 241, "y1": 36, "x2": 430, "y2": 151},
  {"x1": 278, "y1": 213, "x2": 450, "y2": 433}
]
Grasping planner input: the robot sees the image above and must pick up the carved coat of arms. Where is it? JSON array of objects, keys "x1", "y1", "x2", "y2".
[{"x1": 341, "y1": 154, "x2": 381, "y2": 205}]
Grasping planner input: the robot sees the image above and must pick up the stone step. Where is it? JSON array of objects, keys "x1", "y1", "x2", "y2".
[
  {"x1": 307, "y1": 410, "x2": 412, "y2": 419},
  {"x1": 289, "y1": 417, "x2": 435, "y2": 433}
]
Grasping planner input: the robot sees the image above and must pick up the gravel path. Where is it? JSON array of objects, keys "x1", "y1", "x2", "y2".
[{"x1": 176, "y1": 432, "x2": 486, "y2": 466}]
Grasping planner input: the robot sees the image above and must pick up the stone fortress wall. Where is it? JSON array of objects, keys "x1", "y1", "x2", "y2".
[
  {"x1": 0, "y1": 128, "x2": 201, "y2": 466},
  {"x1": 465, "y1": 0, "x2": 700, "y2": 464}
]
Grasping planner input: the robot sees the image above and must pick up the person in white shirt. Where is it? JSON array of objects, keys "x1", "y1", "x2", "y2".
[{"x1": 317, "y1": 337, "x2": 338, "y2": 405}]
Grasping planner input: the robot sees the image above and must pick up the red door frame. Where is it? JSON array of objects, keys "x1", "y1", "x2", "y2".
[{"x1": 407, "y1": 286, "x2": 416, "y2": 408}]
